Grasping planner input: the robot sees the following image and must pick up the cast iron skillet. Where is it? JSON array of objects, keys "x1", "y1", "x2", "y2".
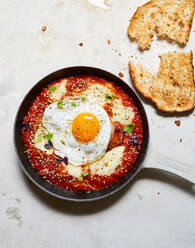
[{"x1": 14, "y1": 67, "x2": 149, "y2": 202}]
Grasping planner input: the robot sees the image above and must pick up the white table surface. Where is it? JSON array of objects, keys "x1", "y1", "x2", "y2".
[{"x1": 0, "y1": 1, "x2": 195, "y2": 247}]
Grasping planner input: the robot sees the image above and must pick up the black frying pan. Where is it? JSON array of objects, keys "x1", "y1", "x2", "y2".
[{"x1": 14, "y1": 67, "x2": 149, "y2": 202}]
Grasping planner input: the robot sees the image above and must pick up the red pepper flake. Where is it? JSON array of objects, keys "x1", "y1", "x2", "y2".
[
  {"x1": 174, "y1": 120, "x2": 181, "y2": 126},
  {"x1": 78, "y1": 42, "x2": 83, "y2": 47},
  {"x1": 118, "y1": 72, "x2": 124, "y2": 78},
  {"x1": 107, "y1": 40, "x2": 111, "y2": 45},
  {"x1": 42, "y1": 26, "x2": 47, "y2": 32}
]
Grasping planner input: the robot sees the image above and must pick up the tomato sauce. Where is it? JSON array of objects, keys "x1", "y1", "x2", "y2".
[{"x1": 21, "y1": 76, "x2": 143, "y2": 192}]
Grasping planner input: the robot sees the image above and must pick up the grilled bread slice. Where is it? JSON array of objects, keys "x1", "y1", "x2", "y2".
[
  {"x1": 128, "y1": 0, "x2": 195, "y2": 49},
  {"x1": 129, "y1": 51, "x2": 195, "y2": 112}
]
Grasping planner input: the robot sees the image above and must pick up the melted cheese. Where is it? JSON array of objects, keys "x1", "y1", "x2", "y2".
[
  {"x1": 111, "y1": 99, "x2": 135, "y2": 125},
  {"x1": 90, "y1": 146, "x2": 125, "y2": 176},
  {"x1": 83, "y1": 84, "x2": 112, "y2": 106},
  {"x1": 49, "y1": 79, "x2": 67, "y2": 101},
  {"x1": 34, "y1": 126, "x2": 53, "y2": 155},
  {"x1": 67, "y1": 164, "x2": 82, "y2": 179}
]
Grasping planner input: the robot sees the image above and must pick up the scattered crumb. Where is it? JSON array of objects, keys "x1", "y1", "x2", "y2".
[
  {"x1": 174, "y1": 120, "x2": 181, "y2": 126},
  {"x1": 107, "y1": 40, "x2": 111, "y2": 45},
  {"x1": 118, "y1": 53, "x2": 122, "y2": 56},
  {"x1": 157, "y1": 192, "x2": 160, "y2": 195},
  {"x1": 180, "y1": 138, "x2": 182, "y2": 143},
  {"x1": 118, "y1": 72, "x2": 124, "y2": 78},
  {"x1": 57, "y1": 1, "x2": 64, "y2": 6},
  {"x1": 42, "y1": 26, "x2": 47, "y2": 32},
  {"x1": 78, "y1": 42, "x2": 83, "y2": 47}
]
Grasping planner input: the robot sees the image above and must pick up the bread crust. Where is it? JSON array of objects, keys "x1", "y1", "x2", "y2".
[{"x1": 129, "y1": 51, "x2": 195, "y2": 113}]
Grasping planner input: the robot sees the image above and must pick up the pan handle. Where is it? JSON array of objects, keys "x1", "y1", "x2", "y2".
[{"x1": 142, "y1": 144, "x2": 195, "y2": 184}]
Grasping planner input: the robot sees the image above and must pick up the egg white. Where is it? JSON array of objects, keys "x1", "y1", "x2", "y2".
[{"x1": 42, "y1": 99, "x2": 111, "y2": 166}]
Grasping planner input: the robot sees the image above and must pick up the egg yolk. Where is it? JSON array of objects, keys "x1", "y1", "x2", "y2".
[{"x1": 72, "y1": 113, "x2": 100, "y2": 143}]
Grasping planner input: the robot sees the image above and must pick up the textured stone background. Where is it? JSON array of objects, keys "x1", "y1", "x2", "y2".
[{"x1": 0, "y1": 1, "x2": 194, "y2": 247}]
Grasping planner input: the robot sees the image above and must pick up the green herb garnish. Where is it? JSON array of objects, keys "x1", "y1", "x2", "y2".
[
  {"x1": 123, "y1": 124, "x2": 135, "y2": 135},
  {"x1": 37, "y1": 136, "x2": 43, "y2": 142},
  {"x1": 44, "y1": 133, "x2": 53, "y2": 140},
  {"x1": 106, "y1": 93, "x2": 114, "y2": 99},
  {"x1": 57, "y1": 101, "x2": 63, "y2": 109},
  {"x1": 82, "y1": 171, "x2": 89, "y2": 177},
  {"x1": 49, "y1": 85, "x2": 57, "y2": 92},
  {"x1": 71, "y1": 101, "x2": 77, "y2": 107},
  {"x1": 81, "y1": 96, "x2": 86, "y2": 101}
]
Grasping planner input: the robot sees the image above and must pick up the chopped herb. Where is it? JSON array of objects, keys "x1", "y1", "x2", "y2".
[
  {"x1": 44, "y1": 140, "x2": 53, "y2": 149},
  {"x1": 81, "y1": 96, "x2": 86, "y2": 101},
  {"x1": 106, "y1": 93, "x2": 115, "y2": 99},
  {"x1": 53, "y1": 155, "x2": 68, "y2": 165},
  {"x1": 37, "y1": 136, "x2": 43, "y2": 142},
  {"x1": 82, "y1": 171, "x2": 89, "y2": 177},
  {"x1": 49, "y1": 85, "x2": 57, "y2": 91},
  {"x1": 20, "y1": 122, "x2": 29, "y2": 131},
  {"x1": 123, "y1": 124, "x2": 135, "y2": 135},
  {"x1": 130, "y1": 134, "x2": 139, "y2": 146},
  {"x1": 63, "y1": 156, "x2": 68, "y2": 165},
  {"x1": 71, "y1": 101, "x2": 77, "y2": 107},
  {"x1": 44, "y1": 133, "x2": 53, "y2": 140},
  {"x1": 57, "y1": 101, "x2": 63, "y2": 109}
]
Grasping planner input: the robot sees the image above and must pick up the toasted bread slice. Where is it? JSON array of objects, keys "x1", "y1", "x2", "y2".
[
  {"x1": 129, "y1": 51, "x2": 195, "y2": 112},
  {"x1": 128, "y1": 0, "x2": 195, "y2": 49}
]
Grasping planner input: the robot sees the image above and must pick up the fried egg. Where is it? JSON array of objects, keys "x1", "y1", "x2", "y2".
[{"x1": 42, "y1": 99, "x2": 111, "y2": 166}]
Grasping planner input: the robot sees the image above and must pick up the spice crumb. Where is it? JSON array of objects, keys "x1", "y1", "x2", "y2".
[
  {"x1": 78, "y1": 42, "x2": 83, "y2": 47},
  {"x1": 174, "y1": 120, "x2": 181, "y2": 126},
  {"x1": 107, "y1": 40, "x2": 111, "y2": 45},
  {"x1": 42, "y1": 26, "x2": 47, "y2": 32},
  {"x1": 118, "y1": 72, "x2": 124, "y2": 78}
]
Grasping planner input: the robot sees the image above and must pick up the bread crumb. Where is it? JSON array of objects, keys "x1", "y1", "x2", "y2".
[
  {"x1": 175, "y1": 120, "x2": 181, "y2": 126},
  {"x1": 107, "y1": 40, "x2": 111, "y2": 45},
  {"x1": 57, "y1": 1, "x2": 64, "y2": 6},
  {"x1": 78, "y1": 42, "x2": 83, "y2": 47},
  {"x1": 42, "y1": 26, "x2": 47, "y2": 32},
  {"x1": 118, "y1": 72, "x2": 124, "y2": 78}
]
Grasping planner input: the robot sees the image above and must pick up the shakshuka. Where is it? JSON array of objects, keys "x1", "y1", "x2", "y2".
[{"x1": 21, "y1": 76, "x2": 143, "y2": 192}]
